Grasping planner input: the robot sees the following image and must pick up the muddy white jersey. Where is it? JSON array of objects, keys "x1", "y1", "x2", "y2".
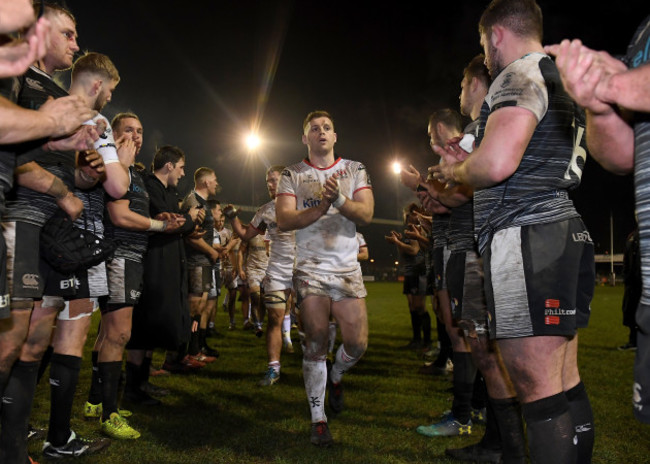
[
  {"x1": 277, "y1": 157, "x2": 372, "y2": 273},
  {"x1": 251, "y1": 200, "x2": 295, "y2": 272},
  {"x1": 244, "y1": 234, "x2": 269, "y2": 274}
]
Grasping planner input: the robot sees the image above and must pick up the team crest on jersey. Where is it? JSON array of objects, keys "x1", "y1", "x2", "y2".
[
  {"x1": 25, "y1": 77, "x2": 45, "y2": 92},
  {"x1": 500, "y1": 72, "x2": 513, "y2": 89}
]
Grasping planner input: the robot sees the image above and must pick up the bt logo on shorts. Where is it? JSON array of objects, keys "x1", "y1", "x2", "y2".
[
  {"x1": 21, "y1": 274, "x2": 39, "y2": 289},
  {"x1": 571, "y1": 231, "x2": 592, "y2": 242},
  {"x1": 60, "y1": 277, "x2": 79, "y2": 290}
]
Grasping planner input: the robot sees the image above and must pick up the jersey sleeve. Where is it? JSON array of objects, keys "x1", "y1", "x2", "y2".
[
  {"x1": 180, "y1": 193, "x2": 199, "y2": 213},
  {"x1": 277, "y1": 168, "x2": 296, "y2": 197},
  {"x1": 356, "y1": 232, "x2": 367, "y2": 248},
  {"x1": 487, "y1": 55, "x2": 548, "y2": 122},
  {"x1": 250, "y1": 207, "x2": 267, "y2": 233},
  {"x1": 352, "y1": 162, "x2": 372, "y2": 195}
]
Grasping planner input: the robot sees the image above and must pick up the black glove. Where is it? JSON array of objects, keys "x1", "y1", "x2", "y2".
[{"x1": 223, "y1": 204, "x2": 239, "y2": 219}]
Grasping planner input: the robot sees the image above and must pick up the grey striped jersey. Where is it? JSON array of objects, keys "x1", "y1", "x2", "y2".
[
  {"x1": 105, "y1": 166, "x2": 150, "y2": 262},
  {"x1": 447, "y1": 119, "x2": 481, "y2": 253},
  {"x1": 473, "y1": 53, "x2": 586, "y2": 254},
  {"x1": 629, "y1": 16, "x2": 650, "y2": 307}
]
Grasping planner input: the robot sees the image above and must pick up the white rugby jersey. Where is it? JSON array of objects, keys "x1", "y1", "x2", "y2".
[
  {"x1": 244, "y1": 234, "x2": 269, "y2": 273},
  {"x1": 251, "y1": 200, "x2": 296, "y2": 275},
  {"x1": 277, "y1": 157, "x2": 372, "y2": 273}
]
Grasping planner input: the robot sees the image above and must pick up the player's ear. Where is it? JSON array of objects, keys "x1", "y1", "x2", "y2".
[{"x1": 301, "y1": 134, "x2": 308, "y2": 145}]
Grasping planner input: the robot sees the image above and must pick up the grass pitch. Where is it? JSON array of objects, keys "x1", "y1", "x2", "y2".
[{"x1": 27, "y1": 283, "x2": 649, "y2": 463}]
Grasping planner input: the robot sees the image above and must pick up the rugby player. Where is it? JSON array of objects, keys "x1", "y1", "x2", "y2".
[
  {"x1": 276, "y1": 110, "x2": 374, "y2": 446},
  {"x1": 432, "y1": 1, "x2": 595, "y2": 460},
  {"x1": 224, "y1": 165, "x2": 296, "y2": 386}
]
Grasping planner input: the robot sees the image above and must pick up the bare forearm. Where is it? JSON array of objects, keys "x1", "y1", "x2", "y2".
[
  {"x1": 0, "y1": 99, "x2": 57, "y2": 144},
  {"x1": 599, "y1": 65, "x2": 650, "y2": 112},
  {"x1": 586, "y1": 110, "x2": 634, "y2": 175},
  {"x1": 102, "y1": 163, "x2": 129, "y2": 199},
  {"x1": 16, "y1": 161, "x2": 67, "y2": 197},
  {"x1": 277, "y1": 202, "x2": 329, "y2": 231},
  {"x1": 337, "y1": 198, "x2": 373, "y2": 226}
]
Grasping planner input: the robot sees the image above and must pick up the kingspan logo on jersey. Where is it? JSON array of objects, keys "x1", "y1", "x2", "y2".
[{"x1": 302, "y1": 198, "x2": 322, "y2": 208}]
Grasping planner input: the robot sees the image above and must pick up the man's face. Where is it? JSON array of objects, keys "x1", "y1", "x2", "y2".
[
  {"x1": 114, "y1": 117, "x2": 143, "y2": 155},
  {"x1": 266, "y1": 170, "x2": 280, "y2": 200},
  {"x1": 168, "y1": 159, "x2": 186, "y2": 187},
  {"x1": 204, "y1": 173, "x2": 219, "y2": 196},
  {"x1": 481, "y1": 31, "x2": 502, "y2": 77},
  {"x1": 211, "y1": 204, "x2": 222, "y2": 222},
  {"x1": 459, "y1": 75, "x2": 472, "y2": 117},
  {"x1": 46, "y1": 12, "x2": 79, "y2": 71},
  {"x1": 215, "y1": 216, "x2": 225, "y2": 231},
  {"x1": 302, "y1": 117, "x2": 337, "y2": 156},
  {"x1": 95, "y1": 80, "x2": 117, "y2": 112},
  {"x1": 427, "y1": 122, "x2": 442, "y2": 150}
]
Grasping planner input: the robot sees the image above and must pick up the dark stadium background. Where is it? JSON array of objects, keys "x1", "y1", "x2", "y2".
[{"x1": 60, "y1": 1, "x2": 646, "y2": 272}]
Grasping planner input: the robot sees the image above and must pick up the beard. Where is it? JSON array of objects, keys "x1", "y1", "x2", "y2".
[{"x1": 486, "y1": 41, "x2": 504, "y2": 77}]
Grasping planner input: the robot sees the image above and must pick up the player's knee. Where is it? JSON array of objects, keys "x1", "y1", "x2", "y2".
[{"x1": 344, "y1": 341, "x2": 367, "y2": 359}]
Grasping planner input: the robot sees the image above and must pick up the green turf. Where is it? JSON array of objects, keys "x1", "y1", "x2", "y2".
[{"x1": 27, "y1": 283, "x2": 650, "y2": 463}]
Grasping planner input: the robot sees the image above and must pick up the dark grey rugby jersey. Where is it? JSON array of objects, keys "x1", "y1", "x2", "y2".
[
  {"x1": 447, "y1": 120, "x2": 481, "y2": 253},
  {"x1": 473, "y1": 53, "x2": 585, "y2": 254},
  {"x1": 105, "y1": 166, "x2": 150, "y2": 262},
  {"x1": 629, "y1": 16, "x2": 650, "y2": 308},
  {"x1": 431, "y1": 212, "x2": 450, "y2": 249},
  {"x1": 5, "y1": 66, "x2": 75, "y2": 227},
  {"x1": 0, "y1": 77, "x2": 21, "y2": 216}
]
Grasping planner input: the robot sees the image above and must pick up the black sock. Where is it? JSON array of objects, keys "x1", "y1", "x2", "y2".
[
  {"x1": 478, "y1": 398, "x2": 502, "y2": 451},
  {"x1": 451, "y1": 352, "x2": 475, "y2": 424},
  {"x1": 471, "y1": 373, "x2": 487, "y2": 410},
  {"x1": 188, "y1": 316, "x2": 201, "y2": 355},
  {"x1": 37, "y1": 345, "x2": 54, "y2": 385},
  {"x1": 522, "y1": 392, "x2": 576, "y2": 464},
  {"x1": 47, "y1": 354, "x2": 82, "y2": 446},
  {"x1": 125, "y1": 361, "x2": 141, "y2": 394},
  {"x1": 420, "y1": 312, "x2": 432, "y2": 346},
  {"x1": 566, "y1": 382, "x2": 594, "y2": 464},
  {"x1": 99, "y1": 361, "x2": 123, "y2": 420},
  {"x1": 199, "y1": 328, "x2": 207, "y2": 348},
  {"x1": 0, "y1": 360, "x2": 39, "y2": 464},
  {"x1": 433, "y1": 319, "x2": 451, "y2": 367},
  {"x1": 141, "y1": 355, "x2": 152, "y2": 386},
  {"x1": 490, "y1": 396, "x2": 525, "y2": 463},
  {"x1": 409, "y1": 311, "x2": 421, "y2": 342},
  {"x1": 88, "y1": 350, "x2": 102, "y2": 405}
]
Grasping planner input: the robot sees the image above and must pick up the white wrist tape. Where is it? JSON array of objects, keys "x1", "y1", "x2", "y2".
[
  {"x1": 85, "y1": 114, "x2": 119, "y2": 164},
  {"x1": 147, "y1": 219, "x2": 166, "y2": 232},
  {"x1": 332, "y1": 194, "x2": 347, "y2": 208}
]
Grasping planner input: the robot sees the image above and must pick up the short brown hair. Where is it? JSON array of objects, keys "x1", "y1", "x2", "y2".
[
  {"x1": 266, "y1": 165, "x2": 285, "y2": 176},
  {"x1": 34, "y1": 1, "x2": 75, "y2": 24},
  {"x1": 152, "y1": 145, "x2": 184, "y2": 171},
  {"x1": 303, "y1": 110, "x2": 334, "y2": 133},
  {"x1": 428, "y1": 109, "x2": 463, "y2": 133},
  {"x1": 194, "y1": 167, "x2": 215, "y2": 185},
  {"x1": 464, "y1": 54, "x2": 490, "y2": 88},
  {"x1": 71, "y1": 52, "x2": 120, "y2": 84},
  {"x1": 111, "y1": 112, "x2": 140, "y2": 133},
  {"x1": 479, "y1": 0, "x2": 543, "y2": 42}
]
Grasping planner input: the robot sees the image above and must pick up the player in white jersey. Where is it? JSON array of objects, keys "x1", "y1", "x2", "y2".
[
  {"x1": 224, "y1": 165, "x2": 297, "y2": 386},
  {"x1": 276, "y1": 110, "x2": 374, "y2": 447}
]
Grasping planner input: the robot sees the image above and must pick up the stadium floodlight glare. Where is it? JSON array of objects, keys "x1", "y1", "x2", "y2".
[
  {"x1": 391, "y1": 161, "x2": 401, "y2": 174},
  {"x1": 245, "y1": 133, "x2": 261, "y2": 151}
]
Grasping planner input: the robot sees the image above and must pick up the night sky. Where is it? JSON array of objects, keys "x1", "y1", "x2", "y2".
[{"x1": 62, "y1": 1, "x2": 647, "y2": 267}]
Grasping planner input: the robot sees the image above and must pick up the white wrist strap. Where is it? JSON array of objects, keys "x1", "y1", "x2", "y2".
[{"x1": 332, "y1": 194, "x2": 347, "y2": 208}]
